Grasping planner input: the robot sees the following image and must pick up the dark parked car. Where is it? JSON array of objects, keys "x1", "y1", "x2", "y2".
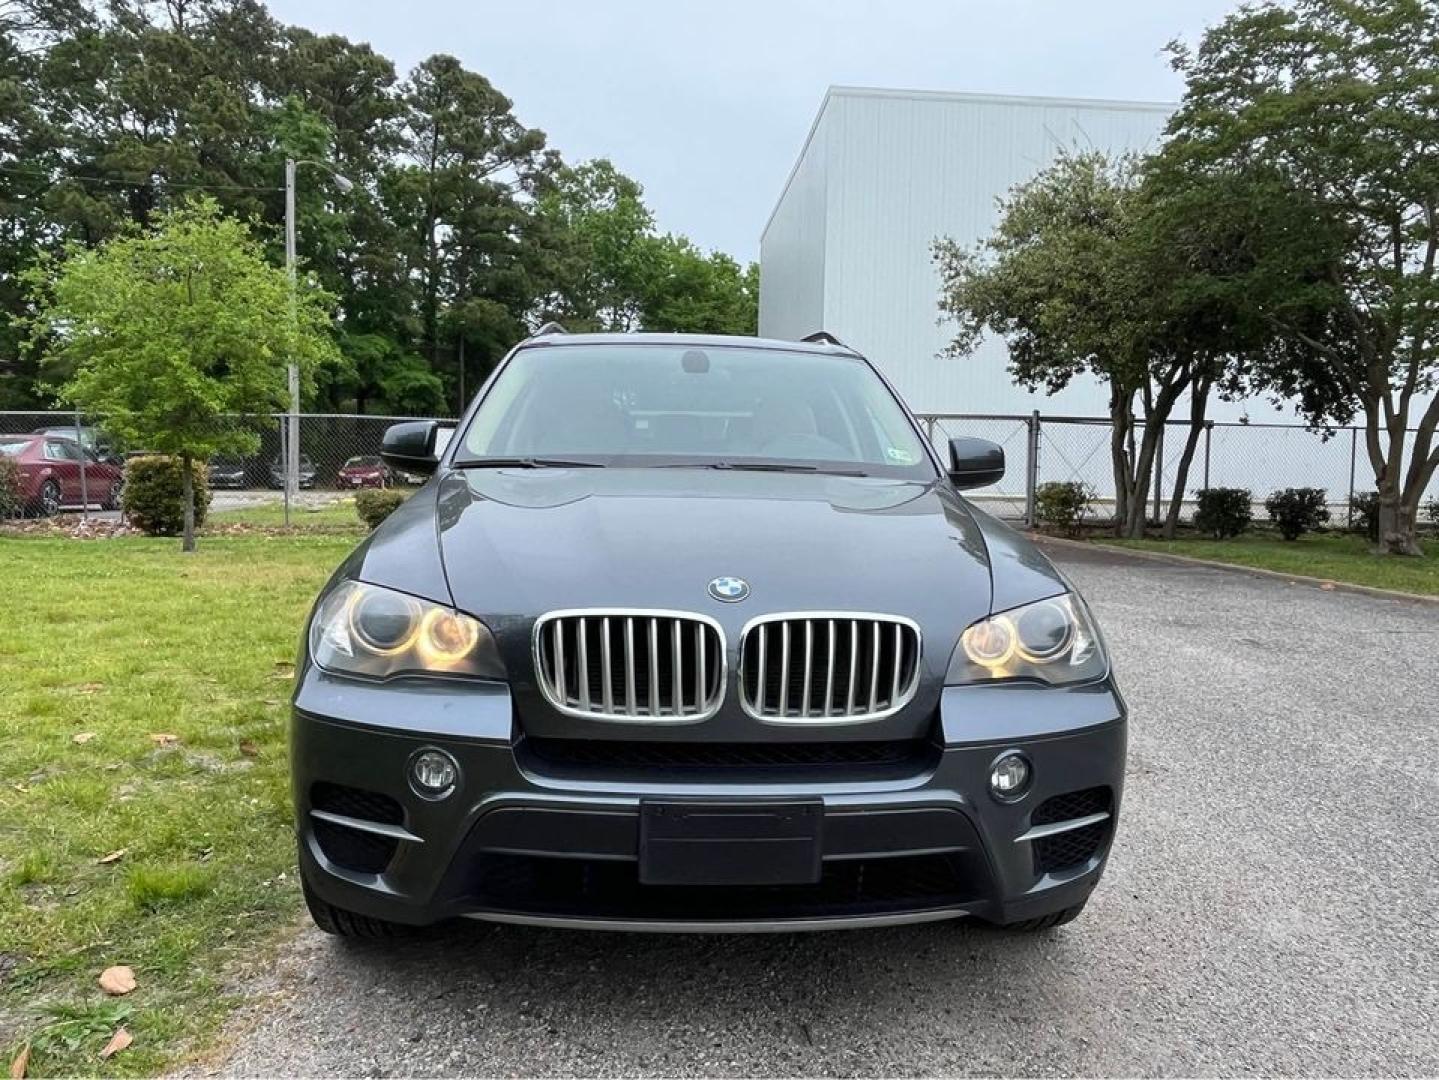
[
  {"x1": 208, "y1": 455, "x2": 249, "y2": 489},
  {"x1": 293, "y1": 331, "x2": 1126, "y2": 936},
  {"x1": 1, "y1": 435, "x2": 124, "y2": 514},
  {"x1": 268, "y1": 455, "x2": 316, "y2": 489},
  {"x1": 337, "y1": 455, "x2": 390, "y2": 489}
]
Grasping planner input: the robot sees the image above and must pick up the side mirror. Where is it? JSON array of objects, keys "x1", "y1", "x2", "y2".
[
  {"x1": 947, "y1": 437, "x2": 1005, "y2": 490},
  {"x1": 380, "y1": 420, "x2": 440, "y2": 476}
]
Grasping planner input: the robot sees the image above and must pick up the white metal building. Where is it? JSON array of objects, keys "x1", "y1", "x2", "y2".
[
  {"x1": 759, "y1": 86, "x2": 1176, "y2": 416},
  {"x1": 760, "y1": 86, "x2": 1436, "y2": 510}
]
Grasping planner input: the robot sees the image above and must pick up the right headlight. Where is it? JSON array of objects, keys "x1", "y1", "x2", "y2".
[
  {"x1": 946, "y1": 592, "x2": 1108, "y2": 686},
  {"x1": 310, "y1": 580, "x2": 505, "y2": 681}
]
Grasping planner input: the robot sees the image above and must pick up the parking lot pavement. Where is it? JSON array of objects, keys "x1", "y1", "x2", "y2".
[{"x1": 202, "y1": 544, "x2": 1439, "y2": 1078}]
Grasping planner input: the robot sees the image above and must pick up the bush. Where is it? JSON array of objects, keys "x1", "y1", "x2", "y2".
[
  {"x1": 1265, "y1": 487, "x2": 1330, "y2": 541},
  {"x1": 1426, "y1": 497, "x2": 1439, "y2": 527},
  {"x1": 1034, "y1": 480, "x2": 1094, "y2": 535},
  {"x1": 1193, "y1": 487, "x2": 1253, "y2": 540},
  {"x1": 121, "y1": 455, "x2": 211, "y2": 536},
  {"x1": 355, "y1": 488, "x2": 406, "y2": 529},
  {"x1": 1349, "y1": 490, "x2": 1380, "y2": 541},
  {"x1": 0, "y1": 455, "x2": 20, "y2": 519}
]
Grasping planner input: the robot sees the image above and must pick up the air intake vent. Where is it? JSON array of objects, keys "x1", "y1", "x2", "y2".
[
  {"x1": 534, "y1": 610, "x2": 725, "y2": 721},
  {"x1": 739, "y1": 615, "x2": 921, "y2": 722}
]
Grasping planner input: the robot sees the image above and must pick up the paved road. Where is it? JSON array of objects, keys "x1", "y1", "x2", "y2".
[{"x1": 204, "y1": 545, "x2": 1439, "y2": 1077}]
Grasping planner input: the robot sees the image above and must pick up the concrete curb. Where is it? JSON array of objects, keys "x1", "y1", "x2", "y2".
[{"x1": 1034, "y1": 534, "x2": 1439, "y2": 607}]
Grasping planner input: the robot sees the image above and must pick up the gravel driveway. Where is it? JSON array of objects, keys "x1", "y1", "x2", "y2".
[{"x1": 203, "y1": 544, "x2": 1439, "y2": 1077}]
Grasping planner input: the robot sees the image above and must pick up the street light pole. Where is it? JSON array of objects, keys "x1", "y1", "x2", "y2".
[
  {"x1": 284, "y1": 157, "x2": 299, "y2": 527},
  {"x1": 283, "y1": 157, "x2": 352, "y2": 527}
]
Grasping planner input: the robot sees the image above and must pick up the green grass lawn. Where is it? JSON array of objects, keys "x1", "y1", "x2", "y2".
[
  {"x1": 1099, "y1": 531, "x2": 1438, "y2": 595},
  {"x1": 205, "y1": 499, "x2": 366, "y2": 532},
  {"x1": 0, "y1": 533, "x2": 357, "y2": 1075}
]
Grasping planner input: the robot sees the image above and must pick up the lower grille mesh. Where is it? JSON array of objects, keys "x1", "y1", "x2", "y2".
[
  {"x1": 310, "y1": 783, "x2": 403, "y2": 874},
  {"x1": 1030, "y1": 786, "x2": 1113, "y2": 874},
  {"x1": 470, "y1": 852, "x2": 975, "y2": 920}
]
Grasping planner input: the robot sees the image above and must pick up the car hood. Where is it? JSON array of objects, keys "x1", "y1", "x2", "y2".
[{"x1": 434, "y1": 467, "x2": 994, "y2": 632}]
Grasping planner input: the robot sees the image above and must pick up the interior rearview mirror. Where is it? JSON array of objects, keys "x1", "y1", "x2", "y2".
[
  {"x1": 947, "y1": 436, "x2": 1005, "y2": 490},
  {"x1": 380, "y1": 421, "x2": 441, "y2": 476}
]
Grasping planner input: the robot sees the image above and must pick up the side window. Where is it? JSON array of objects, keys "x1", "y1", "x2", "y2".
[{"x1": 45, "y1": 441, "x2": 75, "y2": 461}]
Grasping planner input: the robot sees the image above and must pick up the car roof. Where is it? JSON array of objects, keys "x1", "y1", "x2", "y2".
[{"x1": 517, "y1": 331, "x2": 862, "y2": 358}]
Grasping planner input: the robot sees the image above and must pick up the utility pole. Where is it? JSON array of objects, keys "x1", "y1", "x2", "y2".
[
  {"x1": 283, "y1": 157, "x2": 353, "y2": 527},
  {"x1": 284, "y1": 157, "x2": 298, "y2": 527}
]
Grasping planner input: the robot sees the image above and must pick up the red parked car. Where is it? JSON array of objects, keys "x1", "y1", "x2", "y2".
[
  {"x1": 336, "y1": 455, "x2": 391, "y2": 489},
  {"x1": 0, "y1": 435, "x2": 124, "y2": 515}
]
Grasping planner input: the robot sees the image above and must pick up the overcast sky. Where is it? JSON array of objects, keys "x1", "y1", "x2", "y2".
[{"x1": 265, "y1": 1, "x2": 1240, "y2": 264}]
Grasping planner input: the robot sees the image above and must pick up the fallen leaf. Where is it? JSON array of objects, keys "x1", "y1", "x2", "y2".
[
  {"x1": 11, "y1": 784, "x2": 28, "y2": 794},
  {"x1": 98, "y1": 1028, "x2": 132, "y2": 1059},
  {"x1": 76, "y1": 683, "x2": 105, "y2": 694},
  {"x1": 97, "y1": 849, "x2": 126, "y2": 865},
  {"x1": 98, "y1": 965, "x2": 136, "y2": 995},
  {"x1": 261, "y1": 698, "x2": 283, "y2": 707},
  {"x1": 71, "y1": 732, "x2": 97, "y2": 745},
  {"x1": 9, "y1": 1043, "x2": 28, "y2": 1080},
  {"x1": 238, "y1": 739, "x2": 259, "y2": 758},
  {"x1": 148, "y1": 733, "x2": 179, "y2": 747},
  {"x1": 1320, "y1": 581, "x2": 1336, "y2": 590}
]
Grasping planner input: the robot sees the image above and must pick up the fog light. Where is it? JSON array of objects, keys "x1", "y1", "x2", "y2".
[
  {"x1": 409, "y1": 747, "x2": 459, "y2": 798},
  {"x1": 989, "y1": 752, "x2": 1032, "y2": 802}
]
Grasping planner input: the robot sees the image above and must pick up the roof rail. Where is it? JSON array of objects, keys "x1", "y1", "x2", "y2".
[
  {"x1": 801, "y1": 331, "x2": 849, "y2": 349},
  {"x1": 531, "y1": 320, "x2": 568, "y2": 338}
]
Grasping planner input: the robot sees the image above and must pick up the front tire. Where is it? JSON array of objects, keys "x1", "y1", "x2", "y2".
[
  {"x1": 996, "y1": 900, "x2": 1087, "y2": 932},
  {"x1": 37, "y1": 479, "x2": 61, "y2": 517},
  {"x1": 301, "y1": 873, "x2": 401, "y2": 938}
]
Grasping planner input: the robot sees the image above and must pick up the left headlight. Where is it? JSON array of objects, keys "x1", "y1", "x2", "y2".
[
  {"x1": 946, "y1": 592, "x2": 1108, "y2": 686},
  {"x1": 310, "y1": 580, "x2": 505, "y2": 681}
]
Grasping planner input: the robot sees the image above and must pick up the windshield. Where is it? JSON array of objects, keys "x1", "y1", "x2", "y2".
[
  {"x1": 456, "y1": 343, "x2": 934, "y2": 479},
  {"x1": 345, "y1": 456, "x2": 381, "y2": 467}
]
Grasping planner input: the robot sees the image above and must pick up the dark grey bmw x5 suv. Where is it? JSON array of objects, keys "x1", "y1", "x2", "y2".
[{"x1": 293, "y1": 330, "x2": 1126, "y2": 935}]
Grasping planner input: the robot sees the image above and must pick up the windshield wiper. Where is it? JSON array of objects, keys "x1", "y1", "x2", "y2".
[
  {"x1": 695, "y1": 461, "x2": 871, "y2": 477},
  {"x1": 454, "y1": 457, "x2": 605, "y2": 469}
]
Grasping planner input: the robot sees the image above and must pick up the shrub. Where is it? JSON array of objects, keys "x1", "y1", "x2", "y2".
[
  {"x1": 1193, "y1": 487, "x2": 1253, "y2": 540},
  {"x1": 121, "y1": 455, "x2": 211, "y2": 536},
  {"x1": 0, "y1": 455, "x2": 20, "y2": 519},
  {"x1": 355, "y1": 488, "x2": 406, "y2": 529},
  {"x1": 1034, "y1": 480, "x2": 1094, "y2": 535},
  {"x1": 1426, "y1": 497, "x2": 1439, "y2": 527},
  {"x1": 1265, "y1": 487, "x2": 1330, "y2": 541},
  {"x1": 1349, "y1": 490, "x2": 1380, "y2": 542}
]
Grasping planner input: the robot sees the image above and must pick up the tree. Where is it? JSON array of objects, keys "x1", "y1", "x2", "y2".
[
  {"x1": 641, "y1": 236, "x2": 758, "y2": 335},
  {"x1": 533, "y1": 158, "x2": 656, "y2": 330},
  {"x1": 1161, "y1": 0, "x2": 1439, "y2": 555},
  {"x1": 934, "y1": 153, "x2": 1246, "y2": 538},
  {"x1": 23, "y1": 200, "x2": 338, "y2": 550}
]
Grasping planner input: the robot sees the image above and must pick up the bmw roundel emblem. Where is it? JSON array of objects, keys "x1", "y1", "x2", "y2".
[{"x1": 708, "y1": 576, "x2": 750, "y2": 603}]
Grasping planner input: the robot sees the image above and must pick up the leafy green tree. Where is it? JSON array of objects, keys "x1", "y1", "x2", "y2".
[
  {"x1": 641, "y1": 236, "x2": 758, "y2": 335},
  {"x1": 534, "y1": 159, "x2": 656, "y2": 330},
  {"x1": 1161, "y1": 0, "x2": 1439, "y2": 555},
  {"x1": 23, "y1": 200, "x2": 338, "y2": 550},
  {"x1": 935, "y1": 152, "x2": 1253, "y2": 538}
]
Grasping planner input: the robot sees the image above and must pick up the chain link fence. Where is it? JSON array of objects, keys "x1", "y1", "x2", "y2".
[
  {"x1": 4, "y1": 408, "x2": 1436, "y2": 526},
  {"x1": 917, "y1": 411, "x2": 1439, "y2": 526}
]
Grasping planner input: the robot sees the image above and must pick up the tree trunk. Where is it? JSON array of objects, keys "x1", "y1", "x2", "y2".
[
  {"x1": 1109, "y1": 388, "x2": 1134, "y2": 537},
  {"x1": 180, "y1": 453, "x2": 196, "y2": 554},
  {"x1": 1163, "y1": 378, "x2": 1212, "y2": 539},
  {"x1": 1376, "y1": 475, "x2": 1420, "y2": 556}
]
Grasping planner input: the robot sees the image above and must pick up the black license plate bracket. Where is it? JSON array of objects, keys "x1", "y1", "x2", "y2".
[{"x1": 638, "y1": 799, "x2": 823, "y2": 886}]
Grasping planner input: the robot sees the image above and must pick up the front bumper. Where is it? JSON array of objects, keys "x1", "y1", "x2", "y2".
[{"x1": 292, "y1": 673, "x2": 1126, "y2": 931}]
